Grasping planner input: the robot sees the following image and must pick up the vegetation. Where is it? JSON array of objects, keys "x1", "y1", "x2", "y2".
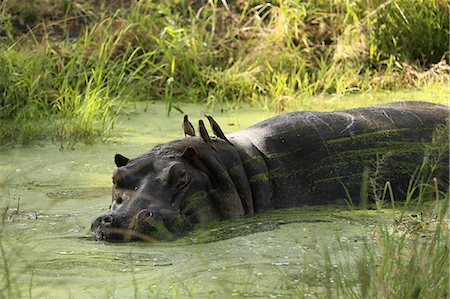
[
  {"x1": 318, "y1": 125, "x2": 449, "y2": 298},
  {"x1": 0, "y1": 2, "x2": 448, "y2": 297},
  {"x1": 0, "y1": 123, "x2": 447, "y2": 299},
  {"x1": 0, "y1": 0, "x2": 448, "y2": 146}
]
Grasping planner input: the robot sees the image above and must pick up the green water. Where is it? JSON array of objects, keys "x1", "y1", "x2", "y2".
[{"x1": 0, "y1": 92, "x2": 445, "y2": 298}]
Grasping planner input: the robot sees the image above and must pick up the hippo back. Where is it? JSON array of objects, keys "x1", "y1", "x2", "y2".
[{"x1": 230, "y1": 101, "x2": 449, "y2": 207}]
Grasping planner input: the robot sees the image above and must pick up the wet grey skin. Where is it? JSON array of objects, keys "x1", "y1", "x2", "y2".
[
  {"x1": 183, "y1": 115, "x2": 195, "y2": 137},
  {"x1": 91, "y1": 101, "x2": 450, "y2": 242},
  {"x1": 198, "y1": 119, "x2": 216, "y2": 151},
  {"x1": 205, "y1": 114, "x2": 234, "y2": 146}
]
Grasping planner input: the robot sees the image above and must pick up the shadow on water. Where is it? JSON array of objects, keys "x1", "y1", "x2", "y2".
[{"x1": 0, "y1": 99, "x2": 447, "y2": 298}]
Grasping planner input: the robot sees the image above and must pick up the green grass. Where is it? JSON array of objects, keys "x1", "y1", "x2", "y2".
[
  {"x1": 315, "y1": 124, "x2": 450, "y2": 298},
  {"x1": 0, "y1": 0, "x2": 448, "y2": 146},
  {"x1": 317, "y1": 200, "x2": 449, "y2": 298},
  {"x1": 0, "y1": 2, "x2": 448, "y2": 295}
]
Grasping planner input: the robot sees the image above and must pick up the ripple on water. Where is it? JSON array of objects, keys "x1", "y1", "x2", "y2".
[{"x1": 45, "y1": 187, "x2": 109, "y2": 199}]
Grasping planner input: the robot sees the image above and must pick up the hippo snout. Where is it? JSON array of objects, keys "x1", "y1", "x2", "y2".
[
  {"x1": 95, "y1": 214, "x2": 113, "y2": 226},
  {"x1": 91, "y1": 212, "x2": 128, "y2": 241},
  {"x1": 91, "y1": 209, "x2": 174, "y2": 242}
]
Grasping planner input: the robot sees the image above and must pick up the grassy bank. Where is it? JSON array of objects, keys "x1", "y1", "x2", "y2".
[{"x1": 0, "y1": 0, "x2": 449, "y2": 146}]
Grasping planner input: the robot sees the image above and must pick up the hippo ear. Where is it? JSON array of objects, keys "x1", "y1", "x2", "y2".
[
  {"x1": 168, "y1": 164, "x2": 190, "y2": 189},
  {"x1": 181, "y1": 146, "x2": 213, "y2": 179},
  {"x1": 115, "y1": 154, "x2": 129, "y2": 167},
  {"x1": 182, "y1": 146, "x2": 197, "y2": 160}
]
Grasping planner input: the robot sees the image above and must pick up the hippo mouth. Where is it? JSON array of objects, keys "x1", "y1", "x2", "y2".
[
  {"x1": 91, "y1": 227, "x2": 162, "y2": 242},
  {"x1": 91, "y1": 226, "x2": 133, "y2": 242}
]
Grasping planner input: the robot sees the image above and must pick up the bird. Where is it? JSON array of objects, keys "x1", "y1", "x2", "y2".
[
  {"x1": 182, "y1": 115, "x2": 195, "y2": 137},
  {"x1": 204, "y1": 115, "x2": 233, "y2": 146},
  {"x1": 198, "y1": 120, "x2": 216, "y2": 151}
]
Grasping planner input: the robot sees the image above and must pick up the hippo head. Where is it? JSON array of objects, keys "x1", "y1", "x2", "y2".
[{"x1": 91, "y1": 138, "x2": 249, "y2": 242}]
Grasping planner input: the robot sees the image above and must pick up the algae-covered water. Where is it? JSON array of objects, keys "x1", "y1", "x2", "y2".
[{"x1": 0, "y1": 94, "x2": 443, "y2": 298}]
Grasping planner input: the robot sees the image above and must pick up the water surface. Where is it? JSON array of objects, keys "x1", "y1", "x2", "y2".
[{"x1": 0, "y1": 94, "x2": 443, "y2": 298}]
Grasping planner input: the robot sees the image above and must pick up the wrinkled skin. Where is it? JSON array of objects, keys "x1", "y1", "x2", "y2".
[{"x1": 91, "y1": 101, "x2": 449, "y2": 242}]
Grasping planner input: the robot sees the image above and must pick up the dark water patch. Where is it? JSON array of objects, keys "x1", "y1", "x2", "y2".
[
  {"x1": 199, "y1": 221, "x2": 281, "y2": 243},
  {"x1": 29, "y1": 251, "x2": 175, "y2": 273},
  {"x1": 181, "y1": 206, "x2": 375, "y2": 244},
  {"x1": 28, "y1": 181, "x2": 63, "y2": 188},
  {"x1": 45, "y1": 187, "x2": 109, "y2": 199}
]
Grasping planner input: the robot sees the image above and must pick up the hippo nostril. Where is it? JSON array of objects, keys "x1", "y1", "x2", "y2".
[{"x1": 102, "y1": 215, "x2": 113, "y2": 224}]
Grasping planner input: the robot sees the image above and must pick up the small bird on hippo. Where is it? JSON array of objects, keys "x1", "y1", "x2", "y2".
[
  {"x1": 182, "y1": 115, "x2": 195, "y2": 137},
  {"x1": 204, "y1": 114, "x2": 234, "y2": 146},
  {"x1": 198, "y1": 119, "x2": 216, "y2": 151}
]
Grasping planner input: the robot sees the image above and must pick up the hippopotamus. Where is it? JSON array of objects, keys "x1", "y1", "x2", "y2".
[{"x1": 91, "y1": 101, "x2": 449, "y2": 242}]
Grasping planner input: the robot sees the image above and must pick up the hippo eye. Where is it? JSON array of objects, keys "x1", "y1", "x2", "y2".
[
  {"x1": 138, "y1": 210, "x2": 152, "y2": 221},
  {"x1": 116, "y1": 197, "x2": 123, "y2": 204}
]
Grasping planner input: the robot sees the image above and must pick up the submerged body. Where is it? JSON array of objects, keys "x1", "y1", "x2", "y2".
[{"x1": 91, "y1": 101, "x2": 449, "y2": 241}]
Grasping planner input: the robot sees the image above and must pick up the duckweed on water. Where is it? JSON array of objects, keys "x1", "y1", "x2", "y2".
[{"x1": 1, "y1": 102, "x2": 448, "y2": 298}]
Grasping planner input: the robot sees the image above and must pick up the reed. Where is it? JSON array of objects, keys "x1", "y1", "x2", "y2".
[
  {"x1": 0, "y1": 0, "x2": 448, "y2": 145},
  {"x1": 316, "y1": 124, "x2": 450, "y2": 298}
]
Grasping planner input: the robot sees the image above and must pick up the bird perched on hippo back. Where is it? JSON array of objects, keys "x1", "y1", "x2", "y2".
[
  {"x1": 198, "y1": 119, "x2": 216, "y2": 151},
  {"x1": 182, "y1": 115, "x2": 195, "y2": 137},
  {"x1": 204, "y1": 115, "x2": 234, "y2": 146}
]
